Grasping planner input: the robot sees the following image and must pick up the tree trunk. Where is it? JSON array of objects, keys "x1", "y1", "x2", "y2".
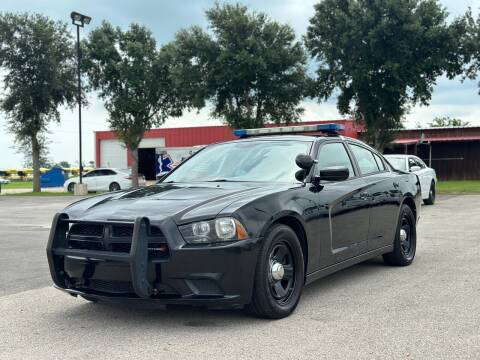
[
  {"x1": 130, "y1": 147, "x2": 139, "y2": 187},
  {"x1": 31, "y1": 134, "x2": 41, "y2": 192}
]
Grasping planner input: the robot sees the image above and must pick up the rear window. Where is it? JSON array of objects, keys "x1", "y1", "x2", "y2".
[
  {"x1": 386, "y1": 157, "x2": 407, "y2": 171},
  {"x1": 349, "y1": 144, "x2": 379, "y2": 175},
  {"x1": 373, "y1": 153, "x2": 386, "y2": 171}
]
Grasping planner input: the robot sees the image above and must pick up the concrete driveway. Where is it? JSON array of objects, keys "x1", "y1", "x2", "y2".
[{"x1": 0, "y1": 195, "x2": 479, "y2": 359}]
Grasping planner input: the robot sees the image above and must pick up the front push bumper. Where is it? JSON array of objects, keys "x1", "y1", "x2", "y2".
[{"x1": 46, "y1": 213, "x2": 260, "y2": 308}]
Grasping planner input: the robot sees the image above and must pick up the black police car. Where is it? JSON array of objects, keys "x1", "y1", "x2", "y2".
[{"x1": 47, "y1": 124, "x2": 421, "y2": 318}]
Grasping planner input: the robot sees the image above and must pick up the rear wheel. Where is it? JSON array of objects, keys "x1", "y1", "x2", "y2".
[
  {"x1": 67, "y1": 182, "x2": 75, "y2": 193},
  {"x1": 423, "y1": 181, "x2": 435, "y2": 205},
  {"x1": 246, "y1": 224, "x2": 304, "y2": 319},
  {"x1": 383, "y1": 204, "x2": 416, "y2": 266},
  {"x1": 109, "y1": 182, "x2": 121, "y2": 192}
]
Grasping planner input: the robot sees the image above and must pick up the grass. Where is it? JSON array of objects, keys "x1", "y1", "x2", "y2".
[
  {"x1": 436, "y1": 180, "x2": 480, "y2": 194},
  {"x1": 4, "y1": 191, "x2": 75, "y2": 196},
  {"x1": 1, "y1": 181, "x2": 33, "y2": 189}
]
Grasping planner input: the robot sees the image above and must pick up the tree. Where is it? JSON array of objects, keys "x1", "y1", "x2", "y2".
[
  {"x1": 57, "y1": 161, "x2": 71, "y2": 168},
  {"x1": 17, "y1": 133, "x2": 53, "y2": 168},
  {"x1": 305, "y1": 0, "x2": 466, "y2": 150},
  {"x1": 429, "y1": 116, "x2": 470, "y2": 127},
  {"x1": 83, "y1": 22, "x2": 184, "y2": 186},
  {"x1": 168, "y1": 3, "x2": 308, "y2": 129},
  {"x1": 0, "y1": 13, "x2": 77, "y2": 191},
  {"x1": 463, "y1": 8, "x2": 480, "y2": 92}
]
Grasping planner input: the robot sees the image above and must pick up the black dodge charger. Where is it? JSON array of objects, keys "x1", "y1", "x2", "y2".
[{"x1": 47, "y1": 124, "x2": 421, "y2": 318}]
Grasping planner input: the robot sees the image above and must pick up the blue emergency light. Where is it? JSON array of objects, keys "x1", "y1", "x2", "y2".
[{"x1": 233, "y1": 123, "x2": 344, "y2": 138}]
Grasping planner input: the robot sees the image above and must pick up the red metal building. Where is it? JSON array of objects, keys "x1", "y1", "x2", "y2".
[{"x1": 385, "y1": 126, "x2": 480, "y2": 180}]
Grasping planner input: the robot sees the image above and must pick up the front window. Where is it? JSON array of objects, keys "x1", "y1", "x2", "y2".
[
  {"x1": 83, "y1": 170, "x2": 98, "y2": 178},
  {"x1": 316, "y1": 142, "x2": 355, "y2": 178},
  {"x1": 162, "y1": 140, "x2": 312, "y2": 183}
]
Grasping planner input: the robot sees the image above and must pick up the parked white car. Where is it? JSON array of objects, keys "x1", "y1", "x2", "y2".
[
  {"x1": 384, "y1": 154, "x2": 437, "y2": 205},
  {"x1": 64, "y1": 168, "x2": 146, "y2": 193},
  {"x1": 0, "y1": 177, "x2": 10, "y2": 184}
]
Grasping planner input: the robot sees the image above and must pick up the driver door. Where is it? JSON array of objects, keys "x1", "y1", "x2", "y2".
[
  {"x1": 313, "y1": 141, "x2": 371, "y2": 267},
  {"x1": 82, "y1": 170, "x2": 98, "y2": 191}
]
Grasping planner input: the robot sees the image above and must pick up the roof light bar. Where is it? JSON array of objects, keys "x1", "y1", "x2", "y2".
[{"x1": 233, "y1": 123, "x2": 344, "y2": 138}]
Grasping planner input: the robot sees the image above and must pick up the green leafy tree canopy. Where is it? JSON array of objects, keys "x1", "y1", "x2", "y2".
[
  {"x1": 305, "y1": 0, "x2": 467, "y2": 150},
  {"x1": 57, "y1": 161, "x2": 71, "y2": 168},
  {"x1": 169, "y1": 3, "x2": 308, "y2": 129},
  {"x1": 463, "y1": 8, "x2": 480, "y2": 92},
  {"x1": 0, "y1": 13, "x2": 77, "y2": 191},
  {"x1": 83, "y1": 21, "x2": 184, "y2": 185},
  {"x1": 429, "y1": 116, "x2": 470, "y2": 127}
]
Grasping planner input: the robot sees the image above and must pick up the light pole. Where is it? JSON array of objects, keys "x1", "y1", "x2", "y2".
[{"x1": 70, "y1": 11, "x2": 91, "y2": 185}]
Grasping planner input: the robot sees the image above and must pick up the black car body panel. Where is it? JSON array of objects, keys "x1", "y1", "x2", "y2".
[{"x1": 47, "y1": 135, "x2": 422, "y2": 308}]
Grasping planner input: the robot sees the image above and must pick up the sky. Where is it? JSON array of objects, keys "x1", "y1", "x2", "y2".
[{"x1": 0, "y1": 0, "x2": 479, "y2": 168}]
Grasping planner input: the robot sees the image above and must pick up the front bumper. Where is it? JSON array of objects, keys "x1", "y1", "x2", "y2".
[{"x1": 46, "y1": 214, "x2": 260, "y2": 308}]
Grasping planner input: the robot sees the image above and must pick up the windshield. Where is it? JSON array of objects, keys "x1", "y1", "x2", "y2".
[
  {"x1": 386, "y1": 157, "x2": 406, "y2": 171},
  {"x1": 162, "y1": 140, "x2": 312, "y2": 183}
]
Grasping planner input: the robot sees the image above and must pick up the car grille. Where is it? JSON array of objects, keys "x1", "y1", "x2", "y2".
[
  {"x1": 112, "y1": 224, "x2": 133, "y2": 238},
  {"x1": 67, "y1": 223, "x2": 169, "y2": 259},
  {"x1": 69, "y1": 223, "x2": 104, "y2": 238}
]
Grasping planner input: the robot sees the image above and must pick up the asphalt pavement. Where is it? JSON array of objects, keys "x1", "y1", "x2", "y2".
[{"x1": 0, "y1": 194, "x2": 479, "y2": 359}]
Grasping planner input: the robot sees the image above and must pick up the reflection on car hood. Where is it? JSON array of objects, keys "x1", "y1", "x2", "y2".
[{"x1": 63, "y1": 182, "x2": 296, "y2": 223}]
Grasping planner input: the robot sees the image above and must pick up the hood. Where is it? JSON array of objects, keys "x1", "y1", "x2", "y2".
[{"x1": 63, "y1": 182, "x2": 294, "y2": 223}]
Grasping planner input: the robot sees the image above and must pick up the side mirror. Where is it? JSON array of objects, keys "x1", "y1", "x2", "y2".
[
  {"x1": 295, "y1": 154, "x2": 315, "y2": 170},
  {"x1": 295, "y1": 169, "x2": 307, "y2": 182},
  {"x1": 410, "y1": 165, "x2": 421, "y2": 172},
  {"x1": 317, "y1": 166, "x2": 349, "y2": 182}
]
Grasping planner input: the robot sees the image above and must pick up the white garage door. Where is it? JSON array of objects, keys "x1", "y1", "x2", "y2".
[{"x1": 100, "y1": 139, "x2": 127, "y2": 169}]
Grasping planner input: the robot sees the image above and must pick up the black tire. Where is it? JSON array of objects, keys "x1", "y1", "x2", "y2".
[
  {"x1": 109, "y1": 182, "x2": 121, "y2": 192},
  {"x1": 246, "y1": 224, "x2": 305, "y2": 319},
  {"x1": 383, "y1": 204, "x2": 416, "y2": 266},
  {"x1": 67, "y1": 182, "x2": 75, "y2": 193},
  {"x1": 423, "y1": 181, "x2": 435, "y2": 205}
]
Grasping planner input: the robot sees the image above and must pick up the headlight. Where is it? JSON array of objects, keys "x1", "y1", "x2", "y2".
[{"x1": 179, "y1": 217, "x2": 248, "y2": 245}]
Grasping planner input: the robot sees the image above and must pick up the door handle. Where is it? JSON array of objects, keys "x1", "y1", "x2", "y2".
[{"x1": 393, "y1": 181, "x2": 399, "y2": 188}]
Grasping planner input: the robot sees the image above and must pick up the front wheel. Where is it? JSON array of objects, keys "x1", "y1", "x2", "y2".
[
  {"x1": 423, "y1": 181, "x2": 435, "y2": 205},
  {"x1": 383, "y1": 204, "x2": 416, "y2": 266},
  {"x1": 109, "y1": 182, "x2": 121, "y2": 192},
  {"x1": 67, "y1": 182, "x2": 75, "y2": 193},
  {"x1": 246, "y1": 224, "x2": 305, "y2": 319}
]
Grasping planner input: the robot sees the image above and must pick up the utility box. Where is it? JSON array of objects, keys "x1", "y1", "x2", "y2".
[{"x1": 74, "y1": 183, "x2": 88, "y2": 196}]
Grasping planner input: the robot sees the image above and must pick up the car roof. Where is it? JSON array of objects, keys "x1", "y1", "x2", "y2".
[
  {"x1": 210, "y1": 134, "x2": 384, "y2": 155},
  {"x1": 227, "y1": 135, "x2": 320, "y2": 142},
  {"x1": 226, "y1": 134, "x2": 366, "y2": 143},
  {"x1": 89, "y1": 168, "x2": 120, "y2": 171},
  {"x1": 384, "y1": 154, "x2": 410, "y2": 158}
]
